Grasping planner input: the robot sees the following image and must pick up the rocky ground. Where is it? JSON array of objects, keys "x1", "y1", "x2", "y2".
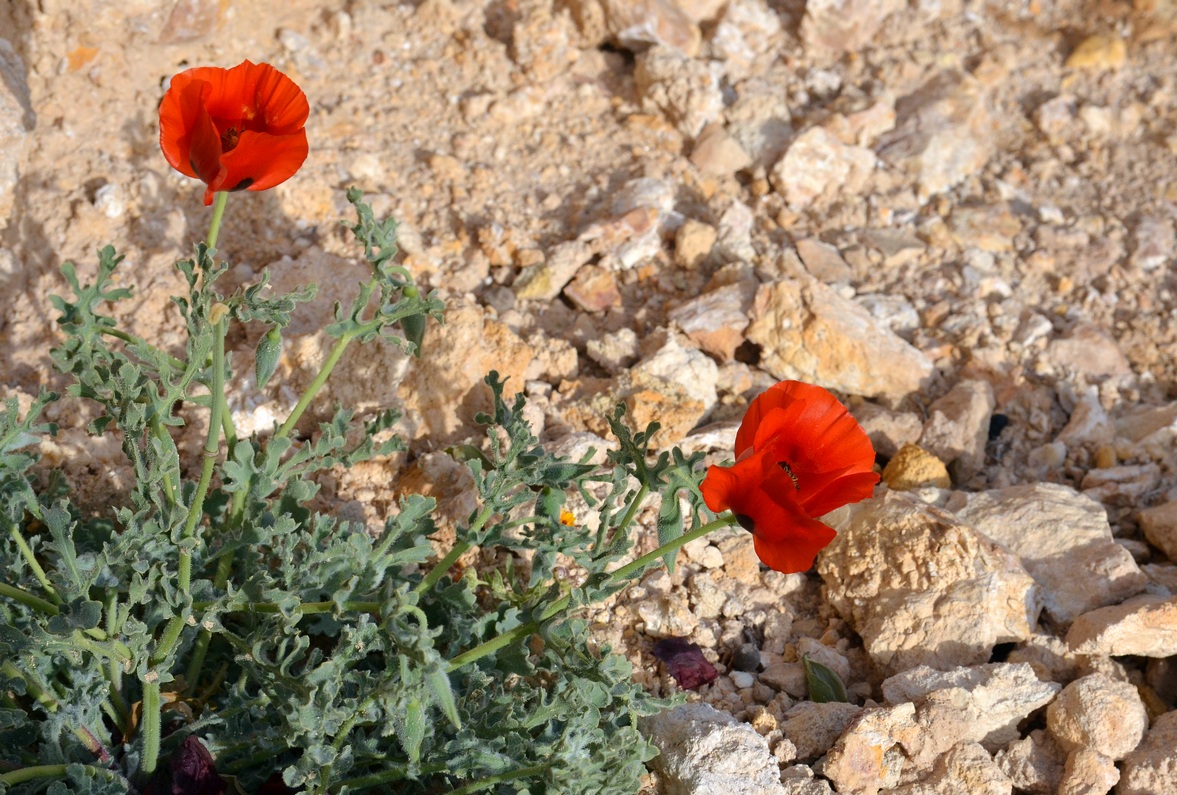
[{"x1": 3, "y1": 0, "x2": 1177, "y2": 793}]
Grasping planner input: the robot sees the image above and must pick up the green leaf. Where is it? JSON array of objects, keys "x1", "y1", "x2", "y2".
[
  {"x1": 425, "y1": 666, "x2": 462, "y2": 729},
  {"x1": 803, "y1": 655, "x2": 849, "y2": 703}
]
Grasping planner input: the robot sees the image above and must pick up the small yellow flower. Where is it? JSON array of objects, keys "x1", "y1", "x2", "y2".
[{"x1": 559, "y1": 510, "x2": 576, "y2": 526}]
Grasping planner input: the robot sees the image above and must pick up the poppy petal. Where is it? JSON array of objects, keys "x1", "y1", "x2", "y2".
[
  {"x1": 752, "y1": 513, "x2": 837, "y2": 573},
  {"x1": 216, "y1": 129, "x2": 308, "y2": 193}
]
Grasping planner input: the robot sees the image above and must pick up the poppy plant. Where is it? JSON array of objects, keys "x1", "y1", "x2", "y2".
[
  {"x1": 159, "y1": 60, "x2": 309, "y2": 205},
  {"x1": 700, "y1": 381, "x2": 879, "y2": 573}
]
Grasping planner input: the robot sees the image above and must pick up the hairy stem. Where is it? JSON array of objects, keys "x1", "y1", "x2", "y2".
[
  {"x1": 0, "y1": 764, "x2": 127, "y2": 788},
  {"x1": 206, "y1": 191, "x2": 229, "y2": 250},
  {"x1": 4, "y1": 518, "x2": 62, "y2": 605},
  {"x1": 141, "y1": 678, "x2": 162, "y2": 775},
  {"x1": 275, "y1": 331, "x2": 354, "y2": 440},
  {"x1": 0, "y1": 582, "x2": 59, "y2": 616}
]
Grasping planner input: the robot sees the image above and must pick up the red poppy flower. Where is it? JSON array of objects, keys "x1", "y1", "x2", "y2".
[
  {"x1": 159, "y1": 60, "x2": 308, "y2": 206},
  {"x1": 700, "y1": 381, "x2": 879, "y2": 573}
]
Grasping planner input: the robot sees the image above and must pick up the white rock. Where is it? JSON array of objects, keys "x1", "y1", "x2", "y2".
[
  {"x1": 877, "y1": 70, "x2": 993, "y2": 200},
  {"x1": 770, "y1": 127, "x2": 875, "y2": 210},
  {"x1": 631, "y1": 334, "x2": 718, "y2": 414},
  {"x1": 947, "y1": 483, "x2": 1146, "y2": 626},
  {"x1": 881, "y1": 663, "x2": 1061, "y2": 750},
  {"x1": 1047, "y1": 673, "x2": 1148, "y2": 760},
  {"x1": 1081, "y1": 464, "x2": 1161, "y2": 505},
  {"x1": 821, "y1": 704, "x2": 919, "y2": 794},
  {"x1": 669, "y1": 280, "x2": 756, "y2": 362},
  {"x1": 635, "y1": 45, "x2": 723, "y2": 138},
  {"x1": 641, "y1": 703, "x2": 788, "y2": 795},
  {"x1": 818, "y1": 491, "x2": 1039, "y2": 675},
  {"x1": 1129, "y1": 215, "x2": 1175, "y2": 271},
  {"x1": 1058, "y1": 748, "x2": 1120, "y2": 795},
  {"x1": 1066, "y1": 593, "x2": 1177, "y2": 658}
]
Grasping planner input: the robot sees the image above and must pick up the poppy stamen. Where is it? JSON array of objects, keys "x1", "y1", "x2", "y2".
[
  {"x1": 221, "y1": 127, "x2": 240, "y2": 152},
  {"x1": 778, "y1": 461, "x2": 801, "y2": 490}
]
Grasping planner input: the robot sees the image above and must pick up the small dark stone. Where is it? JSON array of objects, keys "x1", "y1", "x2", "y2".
[{"x1": 731, "y1": 643, "x2": 762, "y2": 672}]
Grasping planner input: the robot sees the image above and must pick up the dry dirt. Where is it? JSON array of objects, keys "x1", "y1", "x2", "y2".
[{"x1": 3, "y1": 0, "x2": 1177, "y2": 791}]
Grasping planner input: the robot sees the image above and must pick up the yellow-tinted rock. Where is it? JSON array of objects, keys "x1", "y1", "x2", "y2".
[
  {"x1": 1065, "y1": 35, "x2": 1127, "y2": 71},
  {"x1": 882, "y1": 443, "x2": 951, "y2": 490}
]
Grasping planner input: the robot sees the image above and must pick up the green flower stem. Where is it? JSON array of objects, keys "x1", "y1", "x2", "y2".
[
  {"x1": 1, "y1": 661, "x2": 57, "y2": 712},
  {"x1": 73, "y1": 632, "x2": 132, "y2": 665},
  {"x1": 105, "y1": 592, "x2": 130, "y2": 731},
  {"x1": 4, "y1": 519, "x2": 62, "y2": 605},
  {"x1": 448, "y1": 764, "x2": 552, "y2": 795},
  {"x1": 179, "y1": 316, "x2": 228, "y2": 596},
  {"x1": 0, "y1": 582, "x2": 59, "y2": 616},
  {"x1": 0, "y1": 764, "x2": 126, "y2": 788},
  {"x1": 141, "y1": 678, "x2": 162, "y2": 776},
  {"x1": 274, "y1": 330, "x2": 354, "y2": 440},
  {"x1": 614, "y1": 483, "x2": 649, "y2": 538},
  {"x1": 447, "y1": 513, "x2": 738, "y2": 672},
  {"x1": 206, "y1": 191, "x2": 229, "y2": 250}
]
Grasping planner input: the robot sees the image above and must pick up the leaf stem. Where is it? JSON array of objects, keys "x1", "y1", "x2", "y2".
[
  {"x1": 4, "y1": 518, "x2": 62, "y2": 605},
  {"x1": 0, "y1": 582, "x2": 59, "y2": 616}
]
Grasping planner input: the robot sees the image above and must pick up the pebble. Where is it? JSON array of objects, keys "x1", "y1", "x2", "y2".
[
  {"x1": 881, "y1": 443, "x2": 951, "y2": 490},
  {"x1": 1066, "y1": 593, "x2": 1177, "y2": 658},
  {"x1": 1064, "y1": 34, "x2": 1127, "y2": 71},
  {"x1": 635, "y1": 45, "x2": 723, "y2": 138},
  {"x1": 600, "y1": 0, "x2": 701, "y2": 55},
  {"x1": 0, "y1": 38, "x2": 33, "y2": 231},
  {"x1": 917, "y1": 380, "x2": 995, "y2": 482},
  {"x1": 1118, "y1": 709, "x2": 1177, "y2": 795},
  {"x1": 690, "y1": 122, "x2": 753, "y2": 175},
  {"x1": 1046, "y1": 673, "x2": 1147, "y2": 759},
  {"x1": 800, "y1": 0, "x2": 905, "y2": 54},
  {"x1": 1140, "y1": 500, "x2": 1177, "y2": 563}
]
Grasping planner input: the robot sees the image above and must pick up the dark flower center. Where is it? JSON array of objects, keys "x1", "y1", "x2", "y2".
[
  {"x1": 221, "y1": 127, "x2": 240, "y2": 152},
  {"x1": 778, "y1": 460, "x2": 801, "y2": 489},
  {"x1": 735, "y1": 514, "x2": 756, "y2": 533}
]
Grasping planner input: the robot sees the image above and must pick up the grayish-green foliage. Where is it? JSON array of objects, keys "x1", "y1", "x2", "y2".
[{"x1": 0, "y1": 194, "x2": 706, "y2": 794}]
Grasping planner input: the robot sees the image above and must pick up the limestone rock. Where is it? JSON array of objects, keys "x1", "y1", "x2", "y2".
[
  {"x1": 1046, "y1": 673, "x2": 1148, "y2": 760},
  {"x1": 881, "y1": 663, "x2": 1061, "y2": 751},
  {"x1": 673, "y1": 218, "x2": 718, "y2": 268},
  {"x1": 1048, "y1": 323, "x2": 1131, "y2": 378},
  {"x1": 0, "y1": 38, "x2": 34, "y2": 232},
  {"x1": 886, "y1": 742, "x2": 1013, "y2": 795},
  {"x1": 746, "y1": 279, "x2": 933, "y2": 401},
  {"x1": 600, "y1": 0, "x2": 701, "y2": 55},
  {"x1": 996, "y1": 729, "x2": 1067, "y2": 794},
  {"x1": 396, "y1": 299, "x2": 533, "y2": 444},
  {"x1": 1118, "y1": 709, "x2": 1177, "y2": 795},
  {"x1": 877, "y1": 70, "x2": 995, "y2": 200},
  {"x1": 881, "y1": 443, "x2": 951, "y2": 490},
  {"x1": 779, "y1": 702, "x2": 862, "y2": 762},
  {"x1": 1058, "y1": 748, "x2": 1120, "y2": 795},
  {"x1": 690, "y1": 122, "x2": 753, "y2": 175},
  {"x1": 1065, "y1": 34, "x2": 1127, "y2": 71},
  {"x1": 635, "y1": 45, "x2": 723, "y2": 138},
  {"x1": 641, "y1": 703, "x2": 788, "y2": 795},
  {"x1": 948, "y1": 484, "x2": 1146, "y2": 626},
  {"x1": 794, "y1": 238, "x2": 852, "y2": 283},
  {"x1": 1129, "y1": 215, "x2": 1175, "y2": 271},
  {"x1": 770, "y1": 127, "x2": 875, "y2": 210},
  {"x1": 918, "y1": 380, "x2": 995, "y2": 481},
  {"x1": 821, "y1": 703, "x2": 918, "y2": 795},
  {"x1": 1066, "y1": 593, "x2": 1177, "y2": 658},
  {"x1": 1139, "y1": 500, "x2": 1177, "y2": 562},
  {"x1": 513, "y1": 240, "x2": 593, "y2": 301},
  {"x1": 669, "y1": 280, "x2": 756, "y2": 362},
  {"x1": 818, "y1": 491, "x2": 1039, "y2": 675},
  {"x1": 800, "y1": 0, "x2": 905, "y2": 54}
]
